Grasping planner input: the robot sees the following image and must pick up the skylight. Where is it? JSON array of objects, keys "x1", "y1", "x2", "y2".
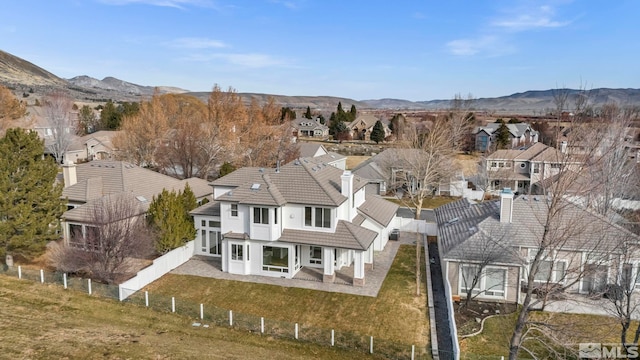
[{"x1": 250, "y1": 183, "x2": 261, "y2": 190}]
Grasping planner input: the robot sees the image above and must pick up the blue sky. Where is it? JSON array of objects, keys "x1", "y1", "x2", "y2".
[{"x1": 1, "y1": 0, "x2": 638, "y2": 101}]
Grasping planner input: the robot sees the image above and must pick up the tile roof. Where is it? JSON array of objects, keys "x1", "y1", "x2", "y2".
[
  {"x1": 278, "y1": 220, "x2": 377, "y2": 250},
  {"x1": 435, "y1": 196, "x2": 640, "y2": 264},
  {"x1": 62, "y1": 192, "x2": 148, "y2": 223},
  {"x1": 348, "y1": 114, "x2": 380, "y2": 129},
  {"x1": 357, "y1": 196, "x2": 399, "y2": 227},
  {"x1": 298, "y1": 142, "x2": 327, "y2": 158},
  {"x1": 211, "y1": 160, "x2": 367, "y2": 207}
]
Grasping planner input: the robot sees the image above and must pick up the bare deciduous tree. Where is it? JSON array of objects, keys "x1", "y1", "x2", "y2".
[
  {"x1": 386, "y1": 118, "x2": 459, "y2": 296},
  {"x1": 448, "y1": 93, "x2": 476, "y2": 152},
  {"x1": 51, "y1": 194, "x2": 154, "y2": 284},
  {"x1": 43, "y1": 91, "x2": 75, "y2": 164}
]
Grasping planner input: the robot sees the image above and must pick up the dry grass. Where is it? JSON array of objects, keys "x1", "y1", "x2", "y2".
[
  {"x1": 346, "y1": 155, "x2": 370, "y2": 169},
  {"x1": 455, "y1": 153, "x2": 480, "y2": 176},
  {"x1": 144, "y1": 245, "x2": 429, "y2": 347},
  {"x1": 0, "y1": 274, "x2": 387, "y2": 359},
  {"x1": 460, "y1": 309, "x2": 637, "y2": 359}
]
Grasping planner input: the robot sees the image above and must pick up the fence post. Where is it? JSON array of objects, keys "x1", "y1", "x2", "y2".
[
  {"x1": 145, "y1": 291, "x2": 149, "y2": 307},
  {"x1": 40, "y1": 269, "x2": 44, "y2": 283},
  {"x1": 411, "y1": 345, "x2": 415, "y2": 360},
  {"x1": 200, "y1": 304, "x2": 204, "y2": 320},
  {"x1": 18, "y1": 265, "x2": 21, "y2": 279},
  {"x1": 172, "y1": 297, "x2": 175, "y2": 313},
  {"x1": 370, "y1": 336, "x2": 373, "y2": 354},
  {"x1": 88, "y1": 279, "x2": 92, "y2": 295},
  {"x1": 229, "y1": 310, "x2": 233, "y2": 326},
  {"x1": 63, "y1": 273, "x2": 67, "y2": 289},
  {"x1": 331, "y1": 329, "x2": 334, "y2": 346},
  {"x1": 261, "y1": 317, "x2": 264, "y2": 334},
  {"x1": 295, "y1": 323, "x2": 298, "y2": 340}
]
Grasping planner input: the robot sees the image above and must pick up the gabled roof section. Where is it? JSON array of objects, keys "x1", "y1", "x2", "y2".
[
  {"x1": 211, "y1": 160, "x2": 367, "y2": 207},
  {"x1": 218, "y1": 174, "x2": 287, "y2": 206},
  {"x1": 278, "y1": 220, "x2": 377, "y2": 250},
  {"x1": 298, "y1": 142, "x2": 327, "y2": 158},
  {"x1": 435, "y1": 198, "x2": 499, "y2": 255},
  {"x1": 487, "y1": 142, "x2": 551, "y2": 161},
  {"x1": 348, "y1": 114, "x2": 379, "y2": 129},
  {"x1": 62, "y1": 192, "x2": 148, "y2": 223},
  {"x1": 357, "y1": 196, "x2": 399, "y2": 227}
]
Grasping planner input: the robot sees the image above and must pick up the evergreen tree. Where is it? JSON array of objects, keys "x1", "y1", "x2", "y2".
[
  {"x1": 181, "y1": 183, "x2": 197, "y2": 215},
  {"x1": 304, "y1": 106, "x2": 312, "y2": 119},
  {"x1": 349, "y1": 104, "x2": 357, "y2": 122},
  {"x1": 219, "y1": 162, "x2": 236, "y2": 178},
  {"x1": 318, "y1": 114, "x2": 326, "y2": 125},
  {"x1": 147, "y1": 188, "x2": 196, "y2": 254},
  {"x1": 0, "y1": 128, "x2": 64, "y2": 262},
  {"x1": 370, "y1": 120, "x2": 386, "y2": 143},
  {"x1": 495, "y1": 122, "x2": 511, "y2": 149},
  {"x1": 100, "y1": 100, "x2": 122, "y2": 130},
  {"x1": 77, "y1": 105, "x2": 98, "y2": 136}
]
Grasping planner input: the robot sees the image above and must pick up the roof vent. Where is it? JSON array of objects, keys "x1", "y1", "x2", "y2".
[
  {"x1": 250, "y1": 183, "x2": 261, "y2": 190},
  {"x1": 259, "y1": 168, "x2": 264, "y2": 173},
  {"x1": 446, "y1": 217, "x2": 459, "y2": 225},
  {"x1": 533, "y1": 196, "x2": 539, "y2": 201},
  {"x1": 135, "y1": 195, "x2": 147, "y2": 202}
]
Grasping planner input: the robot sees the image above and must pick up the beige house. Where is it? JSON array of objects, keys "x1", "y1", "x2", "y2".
[
  {"x1": 347, "y1": 114, "x2": 391, "y2": 141},
  {"x1": 435, "y1": 189, "x2": 640, "y2": 304},
  {"x1": 484, "y1": 142, "x2": 583, "y2": 194}
]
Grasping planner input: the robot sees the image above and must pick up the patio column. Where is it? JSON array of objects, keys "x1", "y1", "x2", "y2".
[
  {"x1": 353, "y1": 250, "x2": 365, "y2": 286},
  {"x1": 323, "y1": 247, "x2": 335, "y2": 283}
]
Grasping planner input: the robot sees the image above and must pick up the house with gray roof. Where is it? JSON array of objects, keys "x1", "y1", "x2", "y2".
[
  {"x1": 475, "y1": 122, "x2": 538, "y2": 152},
  {"x1": 484, "y1": 142, "x2": 584, "y2": 194},
  {"x1": 293, "y1": 117, "x2": 329, "y2": 138},
  {"x1": 60, "y1": 160, "x2": 212, "y2": 248},
  {"x1": 347, "y1": 114, "x2": 391, "y2": 141},
  {"x1": 435, "y1": 189, "x2": 640, "y2": 304},
  {"x1": 189, "y1": 159, "x2": 399, "y2": 286}
]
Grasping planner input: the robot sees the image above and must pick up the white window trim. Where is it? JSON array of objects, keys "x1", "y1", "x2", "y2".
[
  {"x1": 304, "y1": 206, "x2": 332, "y2": 229},
  {"x1": 527, "y1": 249, "x2": 568, "y2": 284},
  {"x1": 459, "y1": 264, "x2": 508, "y2": 299}
]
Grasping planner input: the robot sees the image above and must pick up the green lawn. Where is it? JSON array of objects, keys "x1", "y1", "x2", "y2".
[{"x1": 144, "y1": 245, "x2": 429, "y2": 349}]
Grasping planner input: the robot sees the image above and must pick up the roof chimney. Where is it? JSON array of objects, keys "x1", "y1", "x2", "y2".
[
  {"x1": 500, "y1": 188, "x2": 514, "y2": 223},
  {"x1": 341, "y1": 170, "x2": 354, "y2": 220},
  {"x1": 62, "y1": 160, "x2": 77, "y2": 187},
  {"x1": 560, "y1": 140, "x2": 567, "y2": 154}
]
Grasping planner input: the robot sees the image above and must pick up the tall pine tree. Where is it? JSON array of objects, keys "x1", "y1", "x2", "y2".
[
  {"x1": 370, "y1": 120, "x2": 386, "y2": 143},
  {"x1": 0, "y1": 128, "x2": 64, "y2": 262}
]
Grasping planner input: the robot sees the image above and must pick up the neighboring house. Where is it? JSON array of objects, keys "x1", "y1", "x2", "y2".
[
  {"x1": 474, "y1": 122, "x2": 538, "y2": 152},
  {"x1": 354, "y1": 148, "x2": 482, "y2": 200},
  {"x1": 347, "y1": 115, "x2": 391, "y2": 141},
  {"x1": 60, "y1": 160, "x2": 212, "y2": 248},
  {"x1": 293, "y1": 117, "x2": 329, "y2": 138},
  {"x1": 484, "y1": 142, "x2": 580, "y2": 194},
  {"x1": 189, "y1": 160, "x2": 399, "y2": 286},
  {"x1": 436, "y1": 189, "x2": 640, "y2": 304},
  {"x1": 82, "y1": 130, "x2": 120, "y2": 161},
  {"x1": 297, "y1": 142, "x2": 346, "y2": 170}
]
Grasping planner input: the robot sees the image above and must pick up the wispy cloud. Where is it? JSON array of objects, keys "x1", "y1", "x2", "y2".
[
  {"x1": 445, "y1": 2, "x2": 572, "y2": 57},
  {"x1": 446, "y1": 35, "x2": 513, "y2": 57},
  {"x1": 166, "y1": 37, "x2": 227, "y2": 49},
  {"x1": 492, "y1": 5, "x2": 571, "y2": 31},
  {"x1": 98, "y1": 0, "x2": 213, "y2": 9},
  {"x1": 268, "y1": 0, "x2": 304, "y2": 10},
  {"x1": 183, "y1": 52, "x2": 290, "y2": 68}
]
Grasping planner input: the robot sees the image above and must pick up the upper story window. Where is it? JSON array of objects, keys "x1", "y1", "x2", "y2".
[
  {"x1": 253, "y1": 207, "x2": 269, "y2": 224},
  {"x1": 304, "y1": 207, "x2": 331, "y2": 228},
  {"x1": 231, "y1": 204, "x2": 238, "y2": 217}
]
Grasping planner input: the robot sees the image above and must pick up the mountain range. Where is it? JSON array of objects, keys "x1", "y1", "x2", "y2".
[{"x1": 1, "y1": 49, "x2": 639, "y2": 113}]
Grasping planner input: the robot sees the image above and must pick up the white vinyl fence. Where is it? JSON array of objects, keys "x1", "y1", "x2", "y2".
[{"x1": 118, "y1": 240, "x2": 195, "y2": 300}]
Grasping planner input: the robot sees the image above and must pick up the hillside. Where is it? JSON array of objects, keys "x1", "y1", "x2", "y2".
[{"x1": 1, "y1": 49, "x2": 639, "y2": 112}]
